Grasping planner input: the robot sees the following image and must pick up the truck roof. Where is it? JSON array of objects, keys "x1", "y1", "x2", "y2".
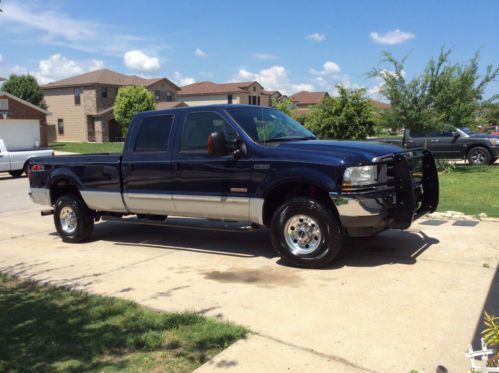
[{"x1": 141, "y1": 104, "x2": 276, "y2": 116}]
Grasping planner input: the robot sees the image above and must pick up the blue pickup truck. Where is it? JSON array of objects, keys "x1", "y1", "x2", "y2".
[{"x1": 28, "y1": 105, "x2": 439, "y2": 268}]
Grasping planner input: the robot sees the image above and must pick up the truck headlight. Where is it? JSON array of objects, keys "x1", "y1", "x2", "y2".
[{"x1": 342, "y1": 165, "x2": 377, "y2": 188}]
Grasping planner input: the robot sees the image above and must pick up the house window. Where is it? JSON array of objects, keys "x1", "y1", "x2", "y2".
[
  {"x1": 74, "y1": 88, "x2": 81, "y2": 105},
  {"x1": 101, "y1": 87, "x2": 108, "y2": 98},
  {"x1": 154, "y1": 90, "x2": 161, "y2": 101},
  {"x1": 166, "y1": 91, "x2": 173, "y2": 102},
  {"x1": 257, "y1": 96, "x2": 261, "y2": 106},
  {"x1": 57, "y1": 119, "x2": 64, "y2": 135},
  {"x1": 0, "y1": 99, "x2": 8, "y2": 111},
  {"x1": 252, "y1": 96, "x2": 257, "y2": 105},
  {"x1": 228, "y1": 94, "x2": 233, "y2": 104}
]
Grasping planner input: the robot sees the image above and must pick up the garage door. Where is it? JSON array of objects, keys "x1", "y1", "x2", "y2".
[{"x1": 0, "y1": 119, "x2": 40, "y2": 150}]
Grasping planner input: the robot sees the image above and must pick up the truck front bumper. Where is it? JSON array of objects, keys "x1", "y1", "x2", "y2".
[{"x1": 330, "y1": 150, "x2": 439, "y2": 237}]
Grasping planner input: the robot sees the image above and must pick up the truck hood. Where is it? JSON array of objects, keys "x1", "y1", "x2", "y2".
[{"x1": 273, "y1": 139, "x2": 403, "y2": 164}]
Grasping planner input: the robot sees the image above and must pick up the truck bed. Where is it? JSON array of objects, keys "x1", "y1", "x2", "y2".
[{"x1": 29, "y1": 153, "x2": 123, "y2": 192}]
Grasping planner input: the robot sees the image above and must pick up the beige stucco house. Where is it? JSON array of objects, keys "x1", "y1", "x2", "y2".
[
  {"x1": 42, "y1": 69, "x2": 180, "y2": 143},
  {"x1": 178, "y1": 81, "x2": 272, "y2": 107}
]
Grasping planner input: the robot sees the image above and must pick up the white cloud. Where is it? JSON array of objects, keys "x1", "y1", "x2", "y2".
[
  {"x1": 232, "y1": 65, "x2": 313, "y2": 95},
  {"x1": 124, "y1": 50, "x2": 160, "y2": 71},
  {"x1": 310, "y1": 60, "x2": 341, "y2": 76},
  {"x1": 36, "y1": 54, "x2": 104, "y2": 84},
  {"x1": 9, "y1": 65, "x2": 28, "y2": 75},
  {"x1": 194, "y1": 48, "x2": 208, "y2": 58},
  {"x1": 369, "y1": 29, "x2": 415, "y2": 45},
  {"x1": 0, "y1": 2, "x2": 158, "y2": 56},
  {"x1": 291, "y1": 83, "x2": 315, "y2": 92},
  {"x1": 306, "y1": 33, "x2": 325, "y2": 42},
  {"x1": 8, "y1": 54, "x2": 104, "y2": 84},
  {"x1": 252, "y1": 53, "x2": 277, "y2": 60},
  {"x1": 173, "y1": 71, "x2": 195, "y2": 86}
]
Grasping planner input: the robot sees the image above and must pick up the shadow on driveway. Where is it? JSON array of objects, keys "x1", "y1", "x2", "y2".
[{"x1": 84, "y1": 220, "x2": 439, "y2": 269}]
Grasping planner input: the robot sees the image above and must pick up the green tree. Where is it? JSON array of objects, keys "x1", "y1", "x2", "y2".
[
  {"x1": 304, "y1": 85, "x2": 377, "y2": 139},
  {"x1": 272, "y1": 97, "x2": 296, "y2": 117},
  {"x1": 478, "y1": 99, "x2": 499, "y2": 125},
  {"x1": 2, "y1": 74, "x2": 47, "y2": 109},
  {"x1": 369, "y1": 49, "x2": 499, "y2": 132},
  {"x1": 114, "y1": 86, "x2": 156, "y2": 134}
]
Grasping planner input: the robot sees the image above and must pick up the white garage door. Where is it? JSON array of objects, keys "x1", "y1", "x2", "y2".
[{"x1": 0, "y1": 119, "x2": 40, "y2": 150}]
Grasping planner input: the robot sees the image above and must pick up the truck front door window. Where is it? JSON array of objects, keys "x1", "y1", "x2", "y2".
[{"x1": 180, "y1": 112, "x2": 237, "y2": 154}]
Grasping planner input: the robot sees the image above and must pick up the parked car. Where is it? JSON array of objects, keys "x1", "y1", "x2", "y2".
[
  {"x1": 28, "y1": 105, "x2": 439, "y2": 268},
  {"x1": 374, "y1": 127, "x2": 499, "y2": 165},
  {"x1": 0, "y1": 138, "x2": 53, "y2": 178}
]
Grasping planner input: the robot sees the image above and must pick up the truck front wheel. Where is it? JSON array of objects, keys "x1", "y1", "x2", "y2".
[
  {"x1": 54, "y1": 195, "x2": 94, "y2": 243},
  {"x1": 270, "y1": 197, "x2": 343, "y2": 268}
]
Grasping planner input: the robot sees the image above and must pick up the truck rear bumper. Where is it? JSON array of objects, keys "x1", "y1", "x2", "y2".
[
  {"x1": 29, "y1": 188, "x2": 51, "y2": 206},
  {"x1": 330, "y1": 149, "x2": 439, "y2": 237}
]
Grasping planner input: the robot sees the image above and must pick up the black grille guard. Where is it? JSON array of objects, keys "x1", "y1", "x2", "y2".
[
  {"x1": 343, "y1": 149, "x2": 439, "y2": 229},
  {"x1": 388, "y1": 149, "x2": 439, "y2": 229}
]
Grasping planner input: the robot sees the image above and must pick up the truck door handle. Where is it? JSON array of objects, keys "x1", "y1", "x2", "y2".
[{"x1": 430, "y1": 139, "x2": 439, "y2": 143}]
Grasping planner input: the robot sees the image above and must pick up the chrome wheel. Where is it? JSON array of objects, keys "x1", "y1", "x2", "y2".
[
  {"x1": 60, "y1": 206, "x2": 77, "y2": 234},
  {"x1": 283, "y1": 214, "x2": 322, "y2": 255},
  {"x1": 470, "y1": 149, "x2": 487, "y2": 164}
]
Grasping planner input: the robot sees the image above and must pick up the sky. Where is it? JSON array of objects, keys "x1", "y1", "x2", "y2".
[{"x1": 0, "y1": 0, "x2": 498, "y2": 100}]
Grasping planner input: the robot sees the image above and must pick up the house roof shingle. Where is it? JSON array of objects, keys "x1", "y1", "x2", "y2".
[
  {"x1": 41, "y1": 69, "x2": 179, "y2": 90},
  {"x1": 0, "y1": 91, "x2": 51, "y2": 115},
  {"x1": 178, "y1": 81, "x2": 261, "y2": 96},
  {"x1": 290, "y1": 91, "x2": 328, "y2": 105},
  {"x1": 370, "y1": 99, "x2": 391, "y2": 110},
  {"x1": 155, "y1": 101, "x2": 188, "y2": 110},
  {"x1": 0, "y1": 77, "x2": 5, "y2": 82}
]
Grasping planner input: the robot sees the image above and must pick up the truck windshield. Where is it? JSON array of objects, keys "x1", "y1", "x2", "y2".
[{"x1": 226, "y1": 107, "x2": 316, "y2": 144}]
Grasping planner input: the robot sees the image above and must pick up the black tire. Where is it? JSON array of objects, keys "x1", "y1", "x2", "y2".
[
  {"x1": 54, "y1": 195, "x2": 94, "y2": 243},
  {"x1": 8, "y1": 170, "x2": 23, "y2": 178},
  {"x1": 467, "y1": 146, "x2": 491, "y2": 165},
  {"x1": 270, "y1": 197, "x2": 343, "y2": 269}
]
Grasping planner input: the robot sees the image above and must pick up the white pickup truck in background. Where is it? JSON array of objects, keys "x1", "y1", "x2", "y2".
[{"x1": 0, "y1": 138, "x2": 54, "y2": 177}]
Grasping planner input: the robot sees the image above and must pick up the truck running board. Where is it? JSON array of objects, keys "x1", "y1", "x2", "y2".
[{"x1": 101, "y1": 215, "x2": 260, "y2": 233}]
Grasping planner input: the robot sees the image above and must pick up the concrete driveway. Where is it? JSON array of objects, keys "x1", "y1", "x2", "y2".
[{"x1": 0, "y1": 174, "x2": 498, "y2": 372}]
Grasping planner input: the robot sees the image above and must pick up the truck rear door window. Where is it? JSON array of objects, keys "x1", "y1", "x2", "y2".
[{"x1": 134, "y1": 114, "x2": 174, "y2": 153}]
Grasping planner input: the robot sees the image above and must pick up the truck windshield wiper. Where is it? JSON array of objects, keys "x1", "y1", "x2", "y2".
[{"x1": 263, "y1": 136, "x2": 316, "y2": 143}]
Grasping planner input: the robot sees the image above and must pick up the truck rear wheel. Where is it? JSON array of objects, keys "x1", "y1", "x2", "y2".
[
  {"x1": 9, "y1": 170, "x2": 23, "y2": 178},
  {"x1": 54, "y1": 195, "x2": 94, "y2": 243},
  {"x1": 270, "y1": 197, "x2": 343, "y2": 268}
]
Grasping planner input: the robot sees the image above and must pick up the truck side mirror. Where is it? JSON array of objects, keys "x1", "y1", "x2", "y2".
[
  {"x1": 207, "y1": 131, "x2": 226, "y2": 157},
  {"x1": 452, "y1": 131, "x2": 460, "y2": 139}
]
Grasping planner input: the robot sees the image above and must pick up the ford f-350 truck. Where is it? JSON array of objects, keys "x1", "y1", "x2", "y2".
[{"x1": 28, "y1": 105, "x2": 439, "y2": 268}]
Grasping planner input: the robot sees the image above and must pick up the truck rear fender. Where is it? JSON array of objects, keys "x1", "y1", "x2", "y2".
[{"x1": 48, "y1": 168, "x2": 84, "y2": 205}]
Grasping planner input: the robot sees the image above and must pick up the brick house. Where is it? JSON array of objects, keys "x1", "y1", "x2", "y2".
[
  {"x1": 290, "y1": 91, "x2": 329, "y2": 116},
  {"x1": 178, "y1": 81, "x2": 271, "y2": 107},
  {"x1": 370, "y1": 99, "x2": 391, "y2": 112},
  {"x1": 41, "y1": 69, "x2": 180, "y2": 143},
  {"x1": 0, "y1": 91, "x2": 50, "y2": 147}
]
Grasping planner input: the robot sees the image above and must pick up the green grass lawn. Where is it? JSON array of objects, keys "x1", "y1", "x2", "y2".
[
  {"x1": 437, "y1": 165, "x2": 499, "y2": 217},
  {"x1": 50, "y1": 142, "x2": 124, "y2": 154},
  {"x1": 0, "y1": 275, "x2": 246, "y2": 372}
]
